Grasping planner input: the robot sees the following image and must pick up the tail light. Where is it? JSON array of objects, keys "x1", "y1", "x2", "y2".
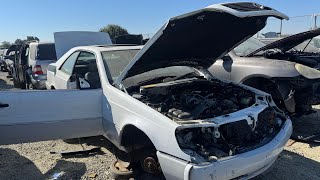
[{"x1": 33, "y1": 65, "x2": 43, "y2": 75}]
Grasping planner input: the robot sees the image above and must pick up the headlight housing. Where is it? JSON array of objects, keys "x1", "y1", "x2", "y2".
[
  {"x1": 175, "y1": 109, "x2": 284, "y2": 163},
  {"x1": 295, "y1": 63, "x2": 320, "y2": 79}
]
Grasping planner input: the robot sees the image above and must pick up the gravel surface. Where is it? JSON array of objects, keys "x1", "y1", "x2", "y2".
[
  {"x1": 0, "y1": 71, "x2": 319, "y2": 180},
  {"x1": 0, "y1": 71, "x2": 15, "y2": 90}
]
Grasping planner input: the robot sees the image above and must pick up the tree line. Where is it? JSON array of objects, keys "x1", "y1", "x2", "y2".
[
  {"x1": 0, "y1": 36, "x2": 39, "y2": 48},
  {"x1": 1, "y1": 24, "x2": 130, "y2": 49}
]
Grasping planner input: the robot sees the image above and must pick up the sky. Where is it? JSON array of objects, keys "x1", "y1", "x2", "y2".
[{"x1": 1, "y1": 0, "x2": 320, "y2": 43}]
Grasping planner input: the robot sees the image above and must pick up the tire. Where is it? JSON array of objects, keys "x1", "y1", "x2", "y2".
[
  {"x1": 110, "y1": 161, "x2": 134, "y2": 180},
  {"x1": 18, "y1": 81, "x2": 26, "y2": 89},
  {"x1": 27, "y1": 83, "x2": 34, "y2": 90},
  {"x1": 13, "y1": 78, "x2": 21, "y2": 88}
]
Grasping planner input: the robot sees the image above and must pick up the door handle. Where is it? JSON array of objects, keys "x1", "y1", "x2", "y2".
[{"x1": 0, "y1": 103, "x2": 9, "y2": 108}]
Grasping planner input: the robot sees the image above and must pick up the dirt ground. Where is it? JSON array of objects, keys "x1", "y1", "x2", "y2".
[{"x1": 0, "y1": 71, "x2": 319, "y2": 180}]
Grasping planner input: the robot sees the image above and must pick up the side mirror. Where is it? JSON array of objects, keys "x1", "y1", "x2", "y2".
[
  {"x1": 222, "y1": 55, "x2": 233, "y2": 61},
  {"x1": 70, "y1": 74, "x2": 77, "y2": 82},
  {"x1": 79, "y1": 78, "x2": 91, "y2": 89}
]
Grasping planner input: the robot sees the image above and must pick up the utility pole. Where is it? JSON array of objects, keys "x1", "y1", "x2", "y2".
[
  {"x1": 279, "y1": 20, "x2": 283, "y2": 37},
  {"x1": 314, "y1": 14, "x2": 318, "y2": 29}
]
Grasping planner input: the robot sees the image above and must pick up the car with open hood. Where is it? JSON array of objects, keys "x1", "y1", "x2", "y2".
[
  {"x1": 209, "y1": 28, "x2": 320, "y2": 117},
  {"x1": 0, "y1": 2, "x2": 291, "y2": 180},
  {"x1": 0, "y1": 49, "x2": 7, "y2": 71},
  {"x1": 8, "y1": 41, "x2": 58, "y2": 89},
  {"x1": 2, "y1": 44, "x2": 21, "y2": 74}
]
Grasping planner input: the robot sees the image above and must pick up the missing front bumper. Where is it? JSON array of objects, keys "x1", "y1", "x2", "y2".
[{"x1": 157, "y1": 119, "x2": 292, "y2": 180}]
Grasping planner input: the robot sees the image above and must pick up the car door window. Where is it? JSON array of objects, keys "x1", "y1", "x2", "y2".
[
  {"x1": 73, "y1": 51, "x2": 101, "y2": 89},
  {"x1": 60, "y1": 51, "x2": 80, "y2": 75}
]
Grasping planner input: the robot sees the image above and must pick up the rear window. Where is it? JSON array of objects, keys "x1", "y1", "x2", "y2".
[{"x1": 37, "y1": 44, "x2": 57, "y2": 60}]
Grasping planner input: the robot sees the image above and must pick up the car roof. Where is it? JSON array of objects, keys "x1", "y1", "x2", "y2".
[
  {"x1": 75, "y1": 44, "x2": 143, "y2": 52},
  {"x1": 29, "y1": 41, "x2": 54, "y2": 45}
]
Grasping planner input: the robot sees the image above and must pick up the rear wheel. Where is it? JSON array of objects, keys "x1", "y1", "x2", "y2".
[
  {"x1": 13, "y1": 78, "x2": 21, "y2": 88},
  {"x1": 20, "y1": 83, "x2": 27, "y2": 89},
  {"x1": 27, "y1": 83, "x2": 34, "y2": 90}
]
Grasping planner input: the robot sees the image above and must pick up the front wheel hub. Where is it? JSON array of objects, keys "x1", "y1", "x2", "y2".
[{"x1": 143, "y1": 157, "x2": 160, "y2": 174}]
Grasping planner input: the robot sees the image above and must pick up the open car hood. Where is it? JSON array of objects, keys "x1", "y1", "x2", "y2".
[
  {"x1": 114, "y1": 2, "x2": 288, "y2": 86},
  {"x1": 247, "y1": 28, "x2": 320, "y2": 56}
]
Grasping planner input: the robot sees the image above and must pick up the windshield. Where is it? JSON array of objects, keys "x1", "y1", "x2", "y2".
[
  {"x1": 292, "y1": 36, "x2": 320, "y2": 53},
  {"x1": 234, "y1": 37, "x2": 266, "y2": 56},
  {"x1": 101, "y1": 49, "x2": 139, "y2": 81},
  {"x1": 293, "y1": 40, "x2": 320, "y2": 53},
  {"x1": 311, "y1": 37, "x2": 320, "y2": 48},
  {"x1": 37, "y1": 44, "x2": 57, "y2": 60}
]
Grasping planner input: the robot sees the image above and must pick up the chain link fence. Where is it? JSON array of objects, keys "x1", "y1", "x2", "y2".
[{"x1": 257, "y1": 14, "x2": 320, "y2": 38}]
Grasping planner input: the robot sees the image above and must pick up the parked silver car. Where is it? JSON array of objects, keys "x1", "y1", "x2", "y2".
[
  {"x1": 209, "y1": 28, "x2": 320, "y2": 117},
  {"x1": 0, "y1": 49, "x2": 7, "y2": 71},
  {"x1": 25, "y1": 42, "x2": 57, "y2": 89},
  {"x1": 2, "y1": 44, "x2": 21, "y2": 74}
]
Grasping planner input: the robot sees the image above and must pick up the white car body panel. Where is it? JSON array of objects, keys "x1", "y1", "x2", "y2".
[
  {"x1": 0, "y1": 2, "x2": 293, "y2": 180},
  {"x1": 0, "y1": 89, "x2": 103, "y2": 145}
]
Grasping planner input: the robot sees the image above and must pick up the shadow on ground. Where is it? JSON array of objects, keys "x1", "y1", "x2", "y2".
[
  {"x1": 81, "y1": 136, "x2": 320, "y2": 180},
  {"x1": 72, "y1": 136, "x2": 165, "y2": 180},
  {"x1": 291, "y1": 107, "x2": 320, "y2": 146},
  {"x1": 253, "y1": 150, "x2": 320, "y2": 180},
  {"x1": 0, "y1": 148, "x2": 87, "y2": 179}
]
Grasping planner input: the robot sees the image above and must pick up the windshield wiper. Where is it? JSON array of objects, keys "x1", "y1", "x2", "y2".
[{"x1": 302, "y1": 38, "x2": 313, "y2": 52}]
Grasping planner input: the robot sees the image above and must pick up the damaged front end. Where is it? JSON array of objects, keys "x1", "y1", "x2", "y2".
[
  {"x1": 128, "y1": 75, "x2": 287, "y2": 163},
  {"x1": 175, "y1": 107, "x2": 285, "y2": 163},
  {"x1": 114, "y1": 1, "x2": 290, "y2": 166}
]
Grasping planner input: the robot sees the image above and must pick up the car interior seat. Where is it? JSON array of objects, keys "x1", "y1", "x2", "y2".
[{"x1": 84, "y1": 64, "x2": 101, "y2": 89}]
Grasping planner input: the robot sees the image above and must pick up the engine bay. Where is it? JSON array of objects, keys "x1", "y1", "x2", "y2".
[
  {"x1": 131, "y1": 78, "x2": 256, "y2": 122},
  {"x1": 129, "y1": 77, "x2": 285, "y2": 162}
]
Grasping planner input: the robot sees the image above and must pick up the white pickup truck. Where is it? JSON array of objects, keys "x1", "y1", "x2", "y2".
[{"x1": 0, "y1": 2, "x2": 292, "y2": 180}]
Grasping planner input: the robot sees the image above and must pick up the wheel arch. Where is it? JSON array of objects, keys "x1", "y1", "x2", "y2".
[
  {"x1": 120, "y1": 124, "x2": 156, "y2": 151},
  {"x1": 241, "y1": 75, "x2": 296, "y2": 113},
  {"x1": 240, "y1": 74, "x2": 273, "y2": 85}
]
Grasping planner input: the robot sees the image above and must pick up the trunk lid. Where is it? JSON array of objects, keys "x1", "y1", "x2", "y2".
[
  {"x1": 114, "y1": 2, "x2": 288, "y2": 86},
  {"x1": 54, "y1": 31, "x2": 112, "y2": 59}
]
